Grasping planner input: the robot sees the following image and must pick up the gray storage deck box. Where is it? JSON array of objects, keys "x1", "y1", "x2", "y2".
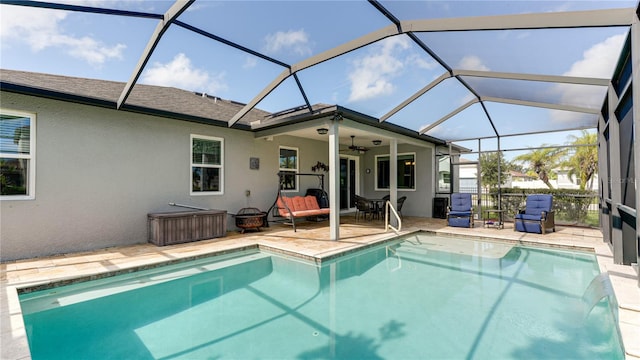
[{"x1": 148, "y1": 210, "x2": 227, "y2": 246}]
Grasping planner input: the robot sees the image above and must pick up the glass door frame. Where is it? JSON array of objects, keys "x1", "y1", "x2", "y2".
[{"x1": 339, "y1": 154, "x2": 360, "y2": 212}]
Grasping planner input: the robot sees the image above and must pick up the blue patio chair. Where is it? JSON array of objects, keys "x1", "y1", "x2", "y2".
[
  {"x1": 514, "y1": 194, "x2": 555, "y2": 234},
  {"x1": 447, "y1": 193, "x2": 474, "y2": 228}
]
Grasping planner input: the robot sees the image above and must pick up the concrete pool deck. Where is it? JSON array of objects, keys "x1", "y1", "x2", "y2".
[{"x1": 2, "y1": 216, "x2": 639, "y2": 359}]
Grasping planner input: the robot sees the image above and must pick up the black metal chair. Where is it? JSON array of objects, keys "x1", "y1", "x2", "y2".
[
  {"x1": 397, "y1": 196, "x2": 407, "y2": 219},
  {"x1": 355, "y1": 195, "x2": 377, "y2": 221}
]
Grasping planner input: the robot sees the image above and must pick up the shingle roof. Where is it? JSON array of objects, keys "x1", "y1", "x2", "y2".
[
  {"x1": 0, "y1": 69, "x2": 451, "y2": 146},
  {"x1": 0, "y1": 69, "x2": 271, "y2": 128}
]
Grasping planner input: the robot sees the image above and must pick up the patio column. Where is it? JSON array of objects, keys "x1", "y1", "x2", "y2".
[
  {"x1": 328, "y1": 121, "x2": 340, "y2": 241},
  {"x1": 390, "y1": 138, "x2": 398, "y2": 227}
]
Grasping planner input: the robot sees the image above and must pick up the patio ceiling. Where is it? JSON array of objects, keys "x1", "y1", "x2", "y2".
[{"x1": 2, "y1": 0, "x2": 636, "y2": 151}]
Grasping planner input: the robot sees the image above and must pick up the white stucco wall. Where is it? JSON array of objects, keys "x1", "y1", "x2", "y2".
[{"x1": 0, "y1": 93, "x2": 330, "y2": 261}]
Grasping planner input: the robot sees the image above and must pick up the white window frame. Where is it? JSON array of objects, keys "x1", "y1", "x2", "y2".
[
  {"x1": 190, "y1": 134, "x2": 224, "y2": 196},
  {"x1": 437, "y1": 155, "x2": 452, "y2": 193},
  {"x1": 279, "y1": 146, "x2": 299, "y2": 192},
  {"x1": 374, "y1": 152, "x2": 416, "y2": 191},
  {"x1": 0, "y1": 109, "x2": 36, "y2": 200}
]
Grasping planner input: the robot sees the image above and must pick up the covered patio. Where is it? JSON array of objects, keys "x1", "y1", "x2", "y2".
[{"x1": 3, "y1": 1, "x2": 639, "y2": 249}]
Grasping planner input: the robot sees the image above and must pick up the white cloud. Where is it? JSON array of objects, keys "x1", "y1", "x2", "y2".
[
  {"x1": 458, "y1": 55, "x2": 490, "y2": 71},
  {"x1": 563, "y1": 33, "x2": 626, "y2": 78},
  {"x1": 243, "y1": 56, "x2": 257, "y2": 69},
  {"x1": 551, "y1": 33, "x2": 626, "y2": 123},
  {"x1": 408, "y1": 53, "x2": 438, "y2": 70},
  {"x1": 0, "y1": 6, "x2": 125, "y2": 65},
  {"x1": 264, "y1": 29, "x2": 311, "y2": 56},
  {"x1": 347, "y1": 36, "x2": 410, "y2": 102},
  {"x1": 141, "y1": 53, "x2": 227, "y2": 95}
]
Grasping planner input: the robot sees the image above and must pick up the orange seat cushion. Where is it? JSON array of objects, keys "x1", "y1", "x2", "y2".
[
  {"x1": 291, "y1": 196, "x2": 307, "y2": 212},
  {"x1": 304, "y1": 196, "x2": 320, "y2": 210}
]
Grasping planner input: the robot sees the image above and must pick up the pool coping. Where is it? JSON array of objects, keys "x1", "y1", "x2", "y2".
[{"x1": 2, "y1": 229, "x2": 639, "y2": 360}]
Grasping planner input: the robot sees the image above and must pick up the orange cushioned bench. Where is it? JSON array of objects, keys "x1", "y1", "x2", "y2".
[{"x1": 276, "y1": 195, "x2": 331, "y2": 231}]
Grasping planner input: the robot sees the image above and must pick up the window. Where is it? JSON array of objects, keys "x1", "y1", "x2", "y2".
[
  {"x1": 279, "y1": 146, "x2": 298, "y2": 191},
  {"x1": 437, "y1": 155, "x2": 451, "y2": 193},
  {"x1": 1, "y1": 111, "x2": 35, "y2": 199},
  {"x1": 375, "y1": 153, "x2": 415, "y2": 190},
  {"x1": 191, "y1": 135, "x2": 223, "y2": 195}
]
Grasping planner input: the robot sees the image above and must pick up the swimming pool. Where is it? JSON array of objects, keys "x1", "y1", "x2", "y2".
[{"x1": 19, "y1": 233, "x2": 623, "y2": 359}]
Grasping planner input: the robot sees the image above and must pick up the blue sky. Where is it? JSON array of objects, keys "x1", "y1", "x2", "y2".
[{"x1": 0, "y1": 0, "x2": 636, "y2": 159}]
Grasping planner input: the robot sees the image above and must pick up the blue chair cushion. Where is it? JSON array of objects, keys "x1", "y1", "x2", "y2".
[
  {"x1": 448, "y1": 217, "x2": 471, "y2": 227},
  {"x1": 515, "y1": 221, "x2": 542, "y2": 233},
  {"x1": 450, "y1": 193, "x2": 472, "y2": 212},
  {"x1": 524, "y1": 194, "x2": 552, "y2": 216},
  {"x1": 515, "y1": 213, "x2": 545, "y2": 221},
  {"x1": 449, "y1": 210, "x2": 472, "y2": 217}
]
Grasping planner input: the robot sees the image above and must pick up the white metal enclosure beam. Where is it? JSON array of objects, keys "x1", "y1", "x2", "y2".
[
  {"x1": 117, "y1": 0, "x2": 194, "y2": 109},
  {"x1": 481, "y1": 96, "x2": 602, "y2": 114},
  {"x1": 419, "y1": 99, "x2": 479, "y2": 134},
  {"x1": 453, "y1": 69, "x2": 611, "y2": 87},
  {"x1": 228, "y1": 24, "x2": 400, "y2": 126},
  {"x1": 401, "y1": 8, "x2": 634, "y2": 32},
  {"x1": 379, "y1": 72, "x2": 451, "y2": 123}
]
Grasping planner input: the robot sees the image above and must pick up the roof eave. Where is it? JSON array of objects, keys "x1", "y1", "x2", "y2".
[{"x1": 0, "y1": 81, "x2": 249, "y2": 130}]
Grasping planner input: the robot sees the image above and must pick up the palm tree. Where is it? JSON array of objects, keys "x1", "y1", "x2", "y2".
[
  {"x1": 514, "y1": 147, "x2": 564, "y2": 189},
  {"x1": 563, "y1": 130, "x2": 598, "y2": 190}
]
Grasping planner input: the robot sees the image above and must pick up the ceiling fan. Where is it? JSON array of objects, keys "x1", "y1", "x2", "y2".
[{"x1": 342, "y1": 135, "x2": 368, "y2": 154}]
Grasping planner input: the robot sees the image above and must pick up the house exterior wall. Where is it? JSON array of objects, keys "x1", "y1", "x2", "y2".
[
  {"x1": 0, "y1": 93, "x2": 330, "y2": 261},
  {"x1": 361, "y1": 145, "x2": 434, "y2": 217}
]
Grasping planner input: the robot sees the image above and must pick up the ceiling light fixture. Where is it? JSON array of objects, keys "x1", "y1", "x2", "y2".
[
  {"x1": 317, "y1": 128, "x2": 328, "y2": 135},
  {"x1": 372, "y1": 139, "x2": 382, "y2": 146}
]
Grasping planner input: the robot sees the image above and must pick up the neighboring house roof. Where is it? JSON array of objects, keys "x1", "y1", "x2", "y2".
[
  {"x1": 0, "y1": 69, "x2": 448, "y2": 145},
  {"x1": 510, "y1": 170, "x2": 535, "y2": 179}
]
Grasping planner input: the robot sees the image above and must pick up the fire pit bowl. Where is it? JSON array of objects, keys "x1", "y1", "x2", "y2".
[{"x1": 234, "y1": 207, "x2": 267, "y2": 233}]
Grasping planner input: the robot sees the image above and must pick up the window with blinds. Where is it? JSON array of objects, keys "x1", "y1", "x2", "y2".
[
  {"x1": 279, "y1": 146, "x2": 298, "y2": 192},
  {"x1": 191, "y1": 134, "x2": 224, "y2": 195},
  {"x1": 1, "y1": 111, "x2": 35, "y2": 199}
]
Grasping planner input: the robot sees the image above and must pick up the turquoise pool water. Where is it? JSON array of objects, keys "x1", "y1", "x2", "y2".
[{"x1": 20, "y1": 234, "x2": 623, "y2": 359}]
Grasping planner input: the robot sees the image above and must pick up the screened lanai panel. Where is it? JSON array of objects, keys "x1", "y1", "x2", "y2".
[
  {"x1": 138, "y1": 26, "x2": 286, "y2": 107},
  {"x1": 452, "y1": 129, "x2": 597, "y2": 160},
  {"x1": 483, "y1": 102, "x2": 598, "y2": 138},
  {"x1": 296, "y1": 35, "x2": 446, "y2": 118},
  {"x1": 422, "y1": 103, "x2": 496, "y2": 142},
  {"x1": 176, "y1": 1, "x2": 390, "y2": 66},
  {"x1": 0, "y1": 4, "x2": 159, "y2": 82},
  {"x1": 460, "y1": 76, "x2": 608, "y2": 110},
  {"x1": 384, "y1": 77, "x2": 474, "y2": 130},
  {"x1": 414, "y1": 27, "x2": 628, "y2": 77}
]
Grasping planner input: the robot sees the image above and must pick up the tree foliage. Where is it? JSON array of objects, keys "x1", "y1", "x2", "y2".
[
  {"x1": 513, "y1": 146, "x2": 564, "y2": 189},
  {"x1": 562, "y1": 130, "x2": 597, "y2": 190},
  {"x1": 479, "y1": 152, "x2": 511, "y2": 191}
]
